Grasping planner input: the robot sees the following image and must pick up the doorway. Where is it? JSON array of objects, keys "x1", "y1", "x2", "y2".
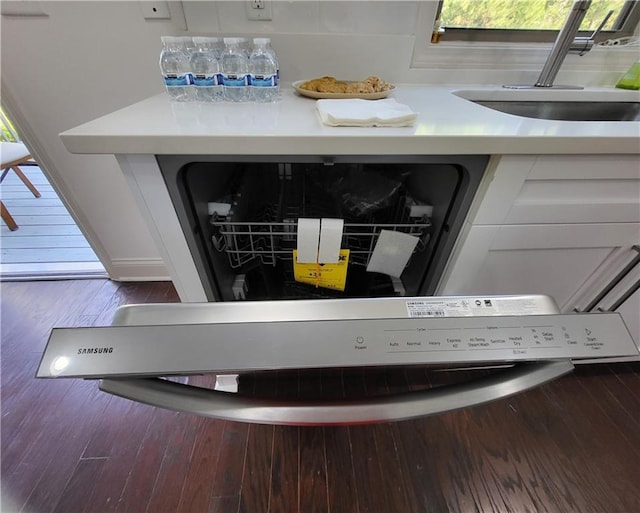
[{"x1": 1, "y1": 108, "x2": 106, "y2": 280}]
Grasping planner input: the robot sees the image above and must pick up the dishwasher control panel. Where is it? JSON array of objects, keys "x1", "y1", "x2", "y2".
[{"x1": 37, "y1": 313, "x2": 638, "y2": 378}]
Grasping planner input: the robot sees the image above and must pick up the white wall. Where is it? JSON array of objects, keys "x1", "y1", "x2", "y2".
[
  {"x1": 2, "y1": 0, "x2": 637, "y2": 281},
  {"x1": 2, "y1": 1, "x2": 177, "y2": 280}
]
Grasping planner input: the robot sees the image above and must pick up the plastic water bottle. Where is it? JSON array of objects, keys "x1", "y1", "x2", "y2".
[
  {"x1": 190, "y1": 37, "x2": 222, "y2": 102},
  {"x1": 159, "y1": 36, "x2": 193, "y2": 102},
  {"x1": 221, "y1": 37, "x2": 250, "y2": 102},
  {"x1": 249, "y1": 38, "x2": 279, "y2": 103},
  {"x1": 264, "y1": 39, "x2": 280, "y2": 90},
  {"x1": 209, "y1": 37, "x2": 225, "y2": 60},
  {"x1": 180, "y1": 36, "x2": 195, "y2": 56},
  {"x1": 238, "y1": 37, "x2": 252, "y2": 59}
]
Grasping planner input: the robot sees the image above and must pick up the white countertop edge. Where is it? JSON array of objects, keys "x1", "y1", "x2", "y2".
[
  {"x1": 60, "y1": 133, "x2": 640, "y2": 156},
  {"x1": 60, "y1": 86, "x2": 640, "y2": 156}
]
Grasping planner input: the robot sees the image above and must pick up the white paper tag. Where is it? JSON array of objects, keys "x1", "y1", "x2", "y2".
[
  {"x1": 366, "y1": 230, "x2": 419, "y2": 278},
  {"x1": 318, "y1": 218, "x2": 344, "y2": 264},
  {"x1": 296, "y1": 218, "x2": 320, "y2": 263}
]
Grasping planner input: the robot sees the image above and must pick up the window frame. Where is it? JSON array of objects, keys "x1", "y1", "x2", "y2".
[
  {"x1": 410, "y1": 0, "x2": 640, "y2": 73},
  {"x1": 435, "y1": 0, "x2": 640, "y2": 43}
]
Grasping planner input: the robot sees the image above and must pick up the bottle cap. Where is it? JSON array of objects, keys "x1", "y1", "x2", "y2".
[
  {"x1": 160, "y1": 36, "x2": 177, "y2": 44},
  {"x1": 223, "y1": 37, "x2": 241, "y2": 44},
  {"x1": 253, "y1": 38, "x2": 270, "y2": 45}
]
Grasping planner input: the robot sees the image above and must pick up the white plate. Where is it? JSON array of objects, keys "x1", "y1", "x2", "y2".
[{"x1": 292, "y1": 80, "x2": 395, "y2": 100}]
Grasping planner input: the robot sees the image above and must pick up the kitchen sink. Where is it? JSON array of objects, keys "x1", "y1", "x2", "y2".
[
  {"x1": 453, "y1": 89, "x2": 640, "y2": 122},
  {"x1": 472, "y1": 100, "x2": 640, "y2": 121}
]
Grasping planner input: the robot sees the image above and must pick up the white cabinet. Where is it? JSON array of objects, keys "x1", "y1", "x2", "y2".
[
  {"x1": 439, "y1": 154, "x2": 640, "y2": 345},
  {"x1": 439, "y1": 223, "x2": 639, "y2": 310},
  {"x1": 472, "y1": 154, "x2": 640, "y2": 226}
]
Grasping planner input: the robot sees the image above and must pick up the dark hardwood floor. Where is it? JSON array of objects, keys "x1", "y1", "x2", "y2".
[{"x1": 1, "y1": 279, "x2": 639, "y2": 513}]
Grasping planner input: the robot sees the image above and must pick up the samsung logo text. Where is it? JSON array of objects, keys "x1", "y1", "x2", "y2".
[{"x1": 77, "y1": 347, "x2": 114, "y2": 355}]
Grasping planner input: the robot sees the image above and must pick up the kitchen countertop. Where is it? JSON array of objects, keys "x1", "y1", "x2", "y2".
[{"x1": 60, "y1": 85, "x2": 640, "y2": 156}]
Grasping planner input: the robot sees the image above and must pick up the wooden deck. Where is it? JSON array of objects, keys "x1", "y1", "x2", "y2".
[
  {"x1": 0, "y1": 165, "x2": 105, "y2": 279},
  {"x1": 1, "y1": 279, "x2": 640, "y2": 513}
]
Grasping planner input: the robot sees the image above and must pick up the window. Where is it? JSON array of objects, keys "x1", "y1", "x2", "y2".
[
  {"x1": 437, "y1": 0, "x2": 640, "y2": 43},
  {"x1": 410, "y1": 0, "x2": 639, "y2": 77}
]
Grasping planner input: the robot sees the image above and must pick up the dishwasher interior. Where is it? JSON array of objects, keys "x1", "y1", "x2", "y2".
[{"x1": 157, "y1": 155, "x2": 489, "y2": 301}]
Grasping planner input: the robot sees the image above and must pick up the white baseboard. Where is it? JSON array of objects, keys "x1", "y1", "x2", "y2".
[{"x1": 108, "y1": 258, "x2": 171, "y2": 282}]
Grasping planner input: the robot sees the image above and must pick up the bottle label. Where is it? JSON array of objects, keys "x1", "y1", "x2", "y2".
[
  {"x1": 163, "y1": 73, "x2": 193, "y2": 87},
  {"x1": 222, "y1": 73, "x2": 249, "y2": 87},
  {"x1": 193, "y1": 74, "x2": 219, "y2": 87},
  {"x1": 250, "y1": 74, "x2": 277, "y2": 88}
]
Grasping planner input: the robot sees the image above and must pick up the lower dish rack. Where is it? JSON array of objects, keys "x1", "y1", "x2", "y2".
[
  {"x1": 208, "y1": 165, "x2": 433, "y2": 270},
  {"x1": 210, "y1": 208, "x2": 431, "y2": 270},
  {"x1": 211, "y1": 216, "x2": 431, "y2": 269}
]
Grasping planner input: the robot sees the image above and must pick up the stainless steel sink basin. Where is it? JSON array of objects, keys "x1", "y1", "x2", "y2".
[{"x1": 472, "y1": 100, "x2": 640, "y2": 121}]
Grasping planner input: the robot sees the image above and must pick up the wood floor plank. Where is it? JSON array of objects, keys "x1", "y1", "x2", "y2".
[
  {"x1": 1, "y1": 247, "x2": 99, "y2": 263},
  {"x1": 144, "y1": 412, "x2": 202, "y2": 513},
  {"x1": 16, "y1": 381, "x2": 113, "y2": 513},
  {"x1": 473, "y1": 381, "x2": 619, "y2": 513},
  {"x1": 616, "y1": 362, "x2": 640, "y2": 402},
  {"x1": 176, "y1": 416, "x2": 226, "y2": 513},
  {"x1": 2, "y1": 198, "x2": 64, "y2": 207},
  {"x1": 4, "y1": 205, "x2": 70, "y2": 216},
  {"x1": 372, "y1": 422, "x2": 419, "y2": 513},
  {"x1": 268, "y1": 425, "x2": 299, "y2": 513},
  {"x1": 210, "y1": 421, "x2": 250, "y2": 500},
  {"x1": 320, "y1": 371, "x2": 359, "y2": 513},
  {"x1": 211, "y1": 495, "x2": 240, "y2": 513},
  {"x1": 573, "y1": 364, "x2": 640, "y2": 453},
  {"x1": 80, "y1": 401, "x2": 159, "y2": 513},
  {"x1": 51, "y1": 458, "x2": 107, "y2": 513},
  {"x1": 348, "y1": 424, "x2": 400, "y2": 513},
  {"x1": 324, "y1": 427, "x2": 359, "y2": 513},
  {"x1": 113, "y1": 408, "x2": 185, "y2": 513},
  {"x1": 0, "y1": 261, "x2": 106, "y2": 278},
  {"x1": 81, "y1": 395, "x2": 137, "y2": 459},
  {"x1": 540, "y1": 377, "x2": 640, "y2": 512},
  {"x1": 0, "y1": 235, "x2": 89, "y2": 249},
  {"x1": 0, "y1": 190, "x2": 58, "y2": 199},
  {"x1": 238, "y1": 424, "x2": 275, "y2": 513},
  {"x1": 1, "y1": 224, "x2": 83, "y2": 236},
  {"x1": 392, "y1": 420, "x2": 452, "y2": 513},
  {"x1": 298, "y1": 427, "x2": 329, "y2": 513},
  {"x1": 5, "y1": 215, "x2": 76, "y2": 226}
]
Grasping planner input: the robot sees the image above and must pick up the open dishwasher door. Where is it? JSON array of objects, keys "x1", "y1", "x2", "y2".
[{"x1": 36, "y1": 295, "x2": 639, "y2": 426}]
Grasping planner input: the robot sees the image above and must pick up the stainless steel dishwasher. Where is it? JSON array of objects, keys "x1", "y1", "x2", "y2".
[
  {"x1": 37, "y1": 294, "x2": 638, "y2": 425},
  {"x1": 155, "y1": 155, "x2": 489, "y2": 301}
]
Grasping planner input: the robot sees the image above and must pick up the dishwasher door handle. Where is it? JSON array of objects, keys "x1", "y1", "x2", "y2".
[{"x1": 99, "y1": 360, "x2": 574, "y2": 426}]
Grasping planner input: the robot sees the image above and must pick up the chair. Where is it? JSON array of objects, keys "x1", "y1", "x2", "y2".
[{"x1": 1, "y1": 141, "x2": 40, "y2": 231}]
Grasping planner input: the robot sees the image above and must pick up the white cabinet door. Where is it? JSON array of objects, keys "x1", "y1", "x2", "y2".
[
  {"x1": 438, "y1": 223, "x2": 640, "y2": 310},
  {"x1": 473, "y1": 155, "x2": 640, "y2": 226}
]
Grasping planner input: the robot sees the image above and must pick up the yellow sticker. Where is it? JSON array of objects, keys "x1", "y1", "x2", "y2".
[{"x1": 293, "y1": 249, "x2": 350, "y2": 292}]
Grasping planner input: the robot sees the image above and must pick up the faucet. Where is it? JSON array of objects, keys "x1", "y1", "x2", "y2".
[{"x1": 505, "y1": 0, "x2": 614, "y2": 89}]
